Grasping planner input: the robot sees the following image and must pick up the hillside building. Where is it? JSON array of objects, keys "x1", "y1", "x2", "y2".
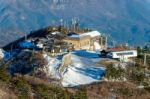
[
  {"x1": 63, "y1": 31, "x2": 107, "y2": 51},
  {"x1": 106, "y1": 47, "x2": 137, "y2": 62}
]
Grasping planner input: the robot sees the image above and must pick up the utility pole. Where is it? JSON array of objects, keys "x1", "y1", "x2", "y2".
[
  {"x1": 100, "y1": 36, "x2": 103, "y2": 48},
  {"x1": 25, "y1": 34, "x2": 27, "y2": 41},
  {"x1": 10, "y1": 44, "x2": 13, "y2": 59},
  {"x1": 60, "y1": 18, "x2": 63, "y2": 26},
  {"x1": 105, "y1": 36, "x2": 108, "y2": 49},
  {"x1": 11, "y1": 44, "x2": 13, "y2": 52},
  {"x1": 144, "y1": 53, "x2": 147, "y2": 66},
  {"x1": 112, "y1": 40, "x2": 116, "y2": 47}
]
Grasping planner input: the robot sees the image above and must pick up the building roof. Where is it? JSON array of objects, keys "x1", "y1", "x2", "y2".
[
  {"x1": 80, "y1": 31, "x2": 101, "y2": 38},
  {"x1": 67, "y1": 31, "x2": 101, "y2": 39},
  {"x1": 67, "y1": 32, "x2": 80, "y2": 38},
  {"x1": 106, "y1": 47, "x2": 136, "y2": 52}
]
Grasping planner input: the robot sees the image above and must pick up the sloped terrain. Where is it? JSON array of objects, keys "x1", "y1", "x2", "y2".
[
  {"x1": 6, "y1": 47, "x2": 105, "y2": 87},
  {"x1": 62, "y1": 51, "x2": 105, "y2": 87}
]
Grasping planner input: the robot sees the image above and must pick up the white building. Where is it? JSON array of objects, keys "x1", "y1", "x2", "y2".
[
  {"x1": 107, "y1": 49, "x2": 137, "y2": 62},
  {"x1": 64, "y1": 31, "x2": 107, "y2": 51}
]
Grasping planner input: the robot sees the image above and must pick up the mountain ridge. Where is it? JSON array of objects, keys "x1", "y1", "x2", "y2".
[{"x1": 0, "y1": 0, "x2": 150, "y2": 47}]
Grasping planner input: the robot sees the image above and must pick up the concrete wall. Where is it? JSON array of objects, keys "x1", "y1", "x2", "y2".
[
  {"x1": 59, "y1": 53, "x2": 72, "y2": 73},
  {"x1": 64, "y1": 35, "x2": 107, "y2": 51},
  {"x1": 61, "y1": 53, "x2": 72, "y2": 67},
  {"x1": 64, "y1": 37, "x2": 90, "y2": 50}
]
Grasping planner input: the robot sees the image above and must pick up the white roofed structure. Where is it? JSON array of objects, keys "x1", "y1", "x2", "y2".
[
  {"x1": 107, "y1": 48, "x2": 137, "y2": 62},
  {"x1": 80, "y1": 31, "x2": 101, "y2": 38},
  {"x1": 67, "y1": 31, "x2": 101, "y2": 39},
  {"x1": 64, "y1": 30, "x2": 107, "y2": 50}
]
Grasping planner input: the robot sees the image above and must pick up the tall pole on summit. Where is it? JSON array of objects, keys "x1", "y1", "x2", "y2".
[
  {"x1": 60, "y1": 18, "x2": 63, "y2": 26},
  {"x1": 25, "y1": 34, "x2": 27, "y2": 41},
  {"x1": 105, "y1": 36, "x2": 108, "y2": 49},
  {"x1": 144, "y1": 53, "x2": 147, "y2": 66}
]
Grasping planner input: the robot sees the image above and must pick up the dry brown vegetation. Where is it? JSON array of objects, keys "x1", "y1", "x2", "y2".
[
  {"x1": 83, "y1": 82, "x2": 150, "y2": 99},
  {"x1": 0, "y1": 81, "x2": 17, "y2": 99}
]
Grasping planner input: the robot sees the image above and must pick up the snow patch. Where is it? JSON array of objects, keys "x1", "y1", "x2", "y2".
[
  {"x1": 80, "y1": 31, "x2": 101, "y2": 38},
  {"x1": 68, "y1": 31, "x2": 101, "y2": 39},
  {"x1": 0, "y1": 49, "x2": 5, "y2": 59},
  {"x1": 42, "y1": 51, "x2": 105, "y2": 87},
  {"x1": 43, "y1": 54, "x2": 61, "y2": 79},
  {"x1": 62, "y1": 51, "x2": 105, "y2": 87}
]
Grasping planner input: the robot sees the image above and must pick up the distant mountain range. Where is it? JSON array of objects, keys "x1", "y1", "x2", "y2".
[{"x1": 0, "y1": 0, "x2": 150, "y2": 47}]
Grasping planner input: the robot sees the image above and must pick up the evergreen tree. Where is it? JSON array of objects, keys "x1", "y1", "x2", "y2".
[
  {"x1": 0, "y1": 64, "x2": 10, "y2": 82},
  {"x1": 137, "y1": 46, "x2": 142, "y2": 55}
]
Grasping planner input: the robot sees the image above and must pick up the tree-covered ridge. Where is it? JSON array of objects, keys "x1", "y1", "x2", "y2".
[{"x1": 0, "y1": 59, "x2": 88, "y2": 99}]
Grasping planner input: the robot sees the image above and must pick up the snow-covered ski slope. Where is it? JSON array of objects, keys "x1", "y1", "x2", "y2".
[
  {"x1": 62, "y1": 50, "x2": 105, "y2": 87},
  {"x1": 43, "y1": 50, "x2": 105, "y2": 87}
]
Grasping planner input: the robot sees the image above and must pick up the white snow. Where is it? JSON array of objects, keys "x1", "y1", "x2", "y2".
[
  {"x1": 43, "y1": 54, "x2": 61, "y2": 79},
  {"x1": 68, "y1": 33, "x2": 80, "y2": 38},
  {"x1": 94, "y1": 41, "x2": 101, "y2": 51},
  {"x1": 51, "y1": 31, "x2": 60, "y2": 35},
  {"x1": 62, "y1": 50, "x2": 105, "y2": 87},
  {"x1": 0, "y1": 49, "x2": 5, "y2": 59},
  {"x1": 69, "y1": 35, "x2": 80, "y2": 38},
  {"x1": 36, "y1": 43, "x2": 43, "y2": 48},
  {"x1": 137, "y1": 85, "x2": 144, "y2": 89},
  {"x1": 80, "y1": 31, "x2": 101, "y2": 38},
  {"x1": 43, "y1": 50, "x2": 105, "y2": 87},
  {"x1": 68, "y1": 31, "x2": 101, "y2": 39}
]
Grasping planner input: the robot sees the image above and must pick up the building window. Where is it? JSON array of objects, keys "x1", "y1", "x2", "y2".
[{"x1": 116, "y1": 52, "x2": 134, "y2": 56}]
